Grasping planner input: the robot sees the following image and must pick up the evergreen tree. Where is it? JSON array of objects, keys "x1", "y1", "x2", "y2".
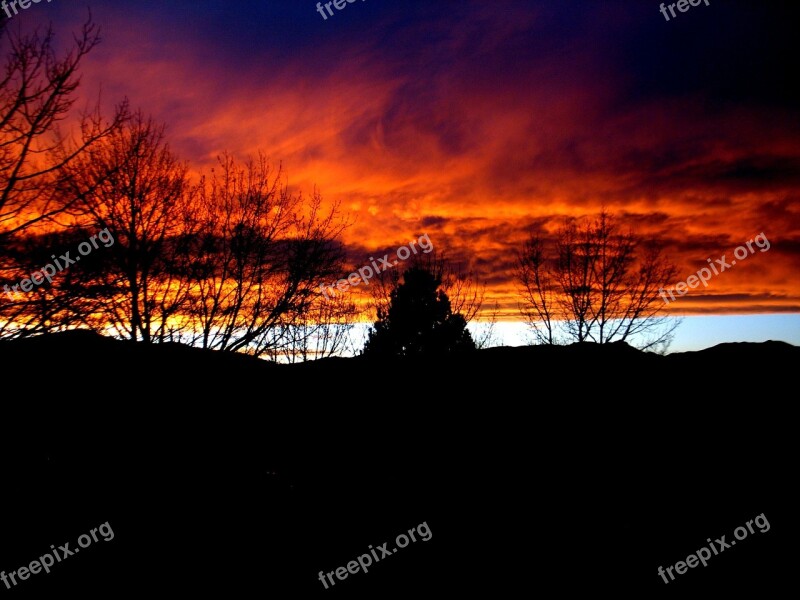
[{"x1": 363, "y1": 266, "x2": 476, "y2": 357}]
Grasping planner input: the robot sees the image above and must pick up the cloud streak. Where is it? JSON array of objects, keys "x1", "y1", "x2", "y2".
[{"x1": 26, "y1": 0, "x2": 800, "y2": 316}]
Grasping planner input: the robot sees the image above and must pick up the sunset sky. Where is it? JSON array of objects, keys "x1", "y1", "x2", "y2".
[{"x1": 19, "y1": 0, "x2": 800, "y2": 350}]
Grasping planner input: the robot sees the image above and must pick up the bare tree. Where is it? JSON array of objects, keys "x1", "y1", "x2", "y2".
[
  {"x1": 265, "y1": 292, "x2": 359, "y2": 363},
  {"x1": 555, "y1": 221, "x2": 596, "y2": 343},
  {"x1": 517, "y1": 210, "x2": 679, "y2": 351},
  {"x1": 185, "y1": 154, "x2": 348, "y2": 356},
  {"x1": 0, "y1": 17, "x2": 127, "y2": 338},
  {"x1": 471, "y1": 301, "x2": 500, "y2": 350},
  {"x1": 0, "y1": 229, "x2": 103, "y2": 337},
  {"x1": 62, "y1": 113, "x2": 196, "y2": 342},
  {"x1": 602, "y1": 244, "x2": 680, "y2": 351},
  {"x1": 0, "y1": 17, "x2": 127, "y2": 237},
  {"x1": 517, "y1": 235, "x2": 558, "y2": 345}
]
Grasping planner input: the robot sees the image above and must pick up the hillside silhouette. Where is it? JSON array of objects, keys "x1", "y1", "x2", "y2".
[{"x1": 1, "y1": 333, "x2": 796, "y2": 595}]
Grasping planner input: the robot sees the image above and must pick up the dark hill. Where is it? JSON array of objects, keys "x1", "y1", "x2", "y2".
[{"x1": 0, "y1": 333, "x2": 796, "y2": 596}]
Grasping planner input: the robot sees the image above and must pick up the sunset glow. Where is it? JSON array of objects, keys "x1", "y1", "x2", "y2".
[{"x1": 17, "y1": 0, "x2": 800, "y2": 348}]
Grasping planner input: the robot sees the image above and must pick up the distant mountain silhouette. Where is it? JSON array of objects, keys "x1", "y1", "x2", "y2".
[{"x1": 1, "y1": 332, "x2": 796, "y2": 596}]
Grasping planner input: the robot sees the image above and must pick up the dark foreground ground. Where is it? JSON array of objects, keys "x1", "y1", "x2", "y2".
[{"x1": 0, "y1": 331, "x2": 796, "y2": 596}]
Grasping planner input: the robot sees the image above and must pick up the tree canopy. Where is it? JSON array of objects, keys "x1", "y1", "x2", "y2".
[{"x1": 363, "y1": 265, "x2": 476, "y2": 357}]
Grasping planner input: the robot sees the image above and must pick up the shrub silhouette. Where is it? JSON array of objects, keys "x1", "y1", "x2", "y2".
[{"x1": 363, "y1": 266, "x2": 476, "y2": 357}]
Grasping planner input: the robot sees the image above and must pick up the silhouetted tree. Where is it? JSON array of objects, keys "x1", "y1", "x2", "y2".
[
  {"x1": 0, "y1": 17, "x2": 127, "y2": 339},
  {"x1": 0, "y1": 21, "x2": 353, "y2": 353},
  {"x1": 62, "y1": 113, "x2": 196, "y2": 342},
  {"x1": 517, "y1": 234, "x2": 557, "y2": 345},
  {"x1": 184, "y1": 154, "x2": 349, "y2": 356},
  {"x1": 367, "y1": 249, "x2": 493, "y2": 344},
  {"x1": 517, "y1": 210, "x2": 679, "y2": 351},
  {"x1": 0, "y1": 228, "x2": 113, "y2": 337},
  {"x1": 0, "y1": 16, "x2": 127, "y2": 237},
  {"x1": 266, "y1": 291, "x2": 358, "y2": 362},
  {"x1": 363, "y1": 265, "x2": 476, "y2": 357}
]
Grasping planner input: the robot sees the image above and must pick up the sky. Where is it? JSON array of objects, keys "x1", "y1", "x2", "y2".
[{"x1": 13, "y1": 0, "x2": 800, "y2": 351}]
